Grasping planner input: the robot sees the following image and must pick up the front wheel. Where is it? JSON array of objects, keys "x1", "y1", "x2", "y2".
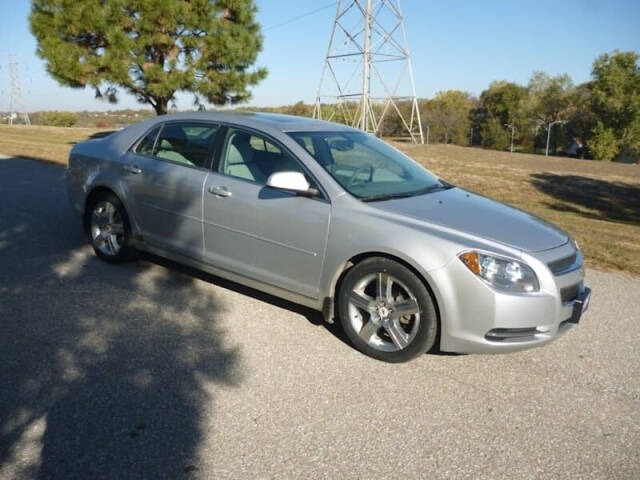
[{"x1": 337, "y1": 257, "x2": 438, "y2": 363}]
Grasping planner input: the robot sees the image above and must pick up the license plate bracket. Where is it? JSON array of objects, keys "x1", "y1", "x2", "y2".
[{"x1": 569, "y1": 287, "x2": 591, "y2": 324}]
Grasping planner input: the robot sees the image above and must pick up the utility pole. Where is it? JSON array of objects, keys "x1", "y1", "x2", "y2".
[
  {"x1": 8, "y1": 56, "x2": 30, "y2": 126},
  {"x1": 505, "y1": 123, "x2": 515, "y2": 153},
  {"x1": 546, "y1": 120, "x2": 566, "y2": 156},
  {"x1": 314, "y1": 1, "x2": 424, "y2": 143},
  {"x1": 360, "y1": 0, "x2": 371, "y2": 132},
  {"x1": 469, "y1": 126, "x2": 475, "y2": 146}
]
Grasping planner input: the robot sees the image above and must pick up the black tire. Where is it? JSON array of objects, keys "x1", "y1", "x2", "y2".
[
  {"x1": 85, "y1": 191, "x2": 136, "y2": 264},
  {"x1": 337, "y1": 257, "x2": 438, "y2": 363}
]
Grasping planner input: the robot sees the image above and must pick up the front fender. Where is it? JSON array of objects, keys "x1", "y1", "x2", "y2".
[{"x1": 318, "y1": 195, "x2": 526, "y2": 324}]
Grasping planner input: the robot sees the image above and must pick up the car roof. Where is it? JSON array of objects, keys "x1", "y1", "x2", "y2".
[{"x1": 151, "y1": 111, "x2": 359, "y2": 134}]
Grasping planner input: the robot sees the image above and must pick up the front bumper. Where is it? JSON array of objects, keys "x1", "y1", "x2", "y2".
[{"x1": 433, "y1": 242, "x2": 589, "y2": 354}]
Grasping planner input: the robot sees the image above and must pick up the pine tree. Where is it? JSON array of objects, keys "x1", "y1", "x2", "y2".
[{"x1": 30, "y1": 0, "x2": 267, "y2": 114}]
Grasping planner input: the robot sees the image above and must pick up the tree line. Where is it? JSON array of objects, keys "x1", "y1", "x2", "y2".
[{"x1": 255, "y1": 51, "x2": 639, "y2": 162}]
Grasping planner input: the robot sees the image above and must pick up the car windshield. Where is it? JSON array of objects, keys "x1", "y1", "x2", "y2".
[{"x1": 288, "y1": 131, "x2": 444, "y2": 201}]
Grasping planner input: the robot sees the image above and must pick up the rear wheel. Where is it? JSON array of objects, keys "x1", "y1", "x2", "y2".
[
  {"x1": 86, "y1": 191, "x2": 136, "y2": 263},
  {"x1": 337, "y1": 257, "x2": 438, "y2": 363}
]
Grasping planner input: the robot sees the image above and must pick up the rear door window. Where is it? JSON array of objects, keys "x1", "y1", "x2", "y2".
[
  {"x1": 136, "y1": 126, "x2": 161, "y2": 156},
  {"x1": 151, "y1": 122, "x2": 219, "y2": 169}
]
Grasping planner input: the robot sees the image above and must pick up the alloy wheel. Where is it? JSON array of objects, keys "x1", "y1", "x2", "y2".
[
  {"x1": 347, "y1": 272, "x2": 421, "y2": 352},
  {"x1": 90, "y1": 200, "x2": 125, "y2": 257}
]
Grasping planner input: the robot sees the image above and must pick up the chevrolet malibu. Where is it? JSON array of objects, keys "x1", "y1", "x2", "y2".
[{"x1": 67, "y1": 112, "x2": 591, "y2": 362}]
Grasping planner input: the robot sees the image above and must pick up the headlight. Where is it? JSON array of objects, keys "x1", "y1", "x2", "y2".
[{"x1": 458, "y1": 251, "x2": 539, "y2": 293}]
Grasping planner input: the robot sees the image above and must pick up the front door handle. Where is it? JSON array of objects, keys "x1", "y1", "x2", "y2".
[
  {"x1": 124, "y1": 165, "x2": 142, "y2": 174},
  {"x1": 207, "y1": 185, "x2": 232, "y2": 198}
]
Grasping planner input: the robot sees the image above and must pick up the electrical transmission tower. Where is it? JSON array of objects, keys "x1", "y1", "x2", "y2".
[
  {"x1": 313, "y1": 0, "x2": 423, "y2": 143},
  {"x1": 8, "y1": 56, "x2": 31, "y2": 126}
]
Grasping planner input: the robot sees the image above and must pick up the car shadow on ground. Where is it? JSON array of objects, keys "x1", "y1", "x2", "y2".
[
  {"x1": 0, "y1": 157, "x2": 240, "y2": 478},
  {"x1": 530, "y1": 173, "x2": 640, "y2": 225},
  {"x1": 137, "y1": 250, "x2": 352, "y2": 346},
  {"x1": 137, "y1": 251, "x2": 456, "y2": 357}
]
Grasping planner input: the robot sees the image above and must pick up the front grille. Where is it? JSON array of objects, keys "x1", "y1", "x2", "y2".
[
  {"x1": 548, "y1": 252, "x2": 577, "y2": 275},
  {"x1": 561, "y1": 282, "x2": 582, "y2": 304}
]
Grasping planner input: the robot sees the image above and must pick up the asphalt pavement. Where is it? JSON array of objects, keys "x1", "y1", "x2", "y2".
[{"x1": 1, "y1": 155, "x2": 639, "y2": 479}]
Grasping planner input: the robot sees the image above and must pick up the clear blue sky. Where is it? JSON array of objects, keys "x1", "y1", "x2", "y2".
[{"x1": 0, "y1": 0, "x2": 638, "y2": 112}]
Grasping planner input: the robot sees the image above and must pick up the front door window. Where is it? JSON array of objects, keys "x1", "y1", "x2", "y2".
[{"x1": 220, "y1": 129, "x2": 306, "y2": 184}]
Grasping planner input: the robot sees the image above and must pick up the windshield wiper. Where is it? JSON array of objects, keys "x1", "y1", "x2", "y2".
[{"x1": 361, "y1": 184, "x2": 450, "y2": 202}]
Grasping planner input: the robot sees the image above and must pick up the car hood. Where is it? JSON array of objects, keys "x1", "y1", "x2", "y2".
[{"x1": 371, "y1": 187, "x2": 568, "y2": 252}]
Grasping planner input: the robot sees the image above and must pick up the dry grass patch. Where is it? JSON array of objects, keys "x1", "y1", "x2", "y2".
[
  {"x1": 393, "y1": 143, "x2": 640, "y2": 275},
  {"x1": 0, "y1": 124, "x2": 109, "y2": 164}
]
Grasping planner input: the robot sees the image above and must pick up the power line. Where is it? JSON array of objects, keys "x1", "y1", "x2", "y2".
[{"x1": 264, "y1": 2, "x2": 338, "y2": 32}]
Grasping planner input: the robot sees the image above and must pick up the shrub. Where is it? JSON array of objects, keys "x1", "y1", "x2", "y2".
[
  {"x1": 95, "y1": 120, "x2": 113, "y2": 129},
  {"x1": 590, "y1": 122, "x2": 619, "y2": 161},
  {"x1": 482, "y1": 116, "x2": 510, "y2": 151},
  {"x1": 37, "y1": 111, "x2": 78, "y2": 127}
]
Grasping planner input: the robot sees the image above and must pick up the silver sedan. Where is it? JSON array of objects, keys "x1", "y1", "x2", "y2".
[{"x1": 67, "y1": 112, "x2": 591, "y2": 362}]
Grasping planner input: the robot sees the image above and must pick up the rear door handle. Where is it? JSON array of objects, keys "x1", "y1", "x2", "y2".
[
  {"x1": 124, "y1": 165, "x2": 142, "y2": 174},
  {"x1": 207, "y1": 186, "x2": 232, "y2": 198}
]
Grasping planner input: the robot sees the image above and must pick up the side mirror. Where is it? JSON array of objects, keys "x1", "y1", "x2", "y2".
[{"x1": 266, "y1": 171, "x2": 319, "y2": 197}]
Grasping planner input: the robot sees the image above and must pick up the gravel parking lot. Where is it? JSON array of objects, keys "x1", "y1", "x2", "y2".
[{"x1": 1, "y1": 156, "x2": 639, "y2": 479}]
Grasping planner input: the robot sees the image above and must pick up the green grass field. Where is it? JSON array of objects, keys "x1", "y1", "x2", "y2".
[{"x1": 2, "y1": 124, "x2": 639, "y2": 276}]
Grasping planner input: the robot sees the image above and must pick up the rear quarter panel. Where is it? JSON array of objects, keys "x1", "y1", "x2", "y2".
[{"x1": 66, "y1": 120, "x2": 156, "y2": 224}]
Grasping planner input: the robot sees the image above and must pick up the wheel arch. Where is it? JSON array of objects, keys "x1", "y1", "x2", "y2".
[
  {"x1": 326, "y1": 251, "x2": 442, "y2": 348},
  {"x1": 83, "y1": 186, "x2": 125, "y2": 234}
]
